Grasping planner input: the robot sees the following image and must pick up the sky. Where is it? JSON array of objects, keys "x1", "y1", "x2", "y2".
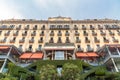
[{"x1": 0, "y1": 0, "x2": 120, "y2": 20}]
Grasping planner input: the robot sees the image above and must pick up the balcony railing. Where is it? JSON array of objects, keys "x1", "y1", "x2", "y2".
[
  {"x1": 65, "y1": 40, "x2": 70, "y2": 43},
  {"x1": 101, "y1": 32, "x2": 106, "y2": 36},
  {"x1": 86, "y1": 48, "x2": 94, "y2": 52},
  {"x1": 10, "y1": 40, "x2": 15, "y2": 43},
  {"x1": 113, "y1": 39, "x2": 119, "y2": 43},
  {"x1": 33, "y1": 27, "x2": 37, "y2": 30},
  {"x1": 50, "y1": 33, "x2": 54, "y2": 36},
  {"x1": 19, "y1": 40, "x2": 25, "y2": 43},
  {"x1": 13, "y1": 33, "x2": 18, "y2": 36},
  {"x1": 49, "y1": 40, "x2": 54, "y2": 43},
  {"x1": 92, "y1": 32, "x2": 97, "y2": 36},
  {"x1": 77, "y1": 48, "x2": 84, "y2": 52},
  {"x1": 109, "y1": 32, "x2": 114, "y2": 36},
  {"x1": 24, "y1": 27, "x2": 29, "y2": 30},
  {"x1": 36, "y1": 48, "x2": 42, "y2": 52},
  {"x1": 22, "y1": 33, "x2": 27, "y2": 36},
  {"x1": 38, "y1": 40, "x2": 43, "y2": 43},
  {"x1": 57, "y1": 33, "x2": 62, "y2": 36},
  {"x1": 104, "y1": 39, "x2": 109, "y2": 43},
  {"x1": 4, "y1": 33, "x2": 9, "y2": 36},
  {"x1": 82, "y1": 27, "x2": 86, "y2": 30},
  {"x1": 74, "y1": 27, "x2": 78, "y2": 30},
  {"x1": 76, "y1": 40, "x2": 81, "y2": 43},
  {"x1": 75, "y1": 33, "x2": 79, "y2": 36},
  {"x1": 65, "y1": 33, "x2": 69, "y2": 36},
  {"x1": 84, "y1": 33, "x2": 88, "y2": 36},
  {"x1": 85, "y1": 40, "x2": 90, "y2": 43},
  {"x1": 0, "y1": 40, "x2": 6, "y2": 43},
  {"x1": 29, "y1": 40, "x2": 34, "y2": 43},
  {"x1": 25, "y1": 48, "x2": 32, "y2": 52},
  {"x1": 16, "y1": 27, "x2": 21, "y2": 30},
  {"x1": 31, "y1": 33, "x2": 36, "y2": 36},
  {"x1": 40, "y1": 33, "x2": 44, "y2": 36},
  {"x1": 94, "y1": 39, "x2": 100, "y2": 43}
]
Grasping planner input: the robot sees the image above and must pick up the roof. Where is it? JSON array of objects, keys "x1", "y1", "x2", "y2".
[{"x1": 19, "y1": 53, "x2": 43, "y2": 59}]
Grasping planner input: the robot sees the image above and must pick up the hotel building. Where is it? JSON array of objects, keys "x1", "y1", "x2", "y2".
[{"x1": 0, "y1": 16, "x2": 120, "y2": 72}]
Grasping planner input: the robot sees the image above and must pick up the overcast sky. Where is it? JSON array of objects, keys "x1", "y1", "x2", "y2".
[{"x1": 0, "y1": 0, "x2": 120, "y2": 20}]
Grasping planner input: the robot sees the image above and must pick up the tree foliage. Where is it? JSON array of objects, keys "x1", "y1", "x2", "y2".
[{"x1": 62, "y1": 63, "x2": 80, "y2": 80}]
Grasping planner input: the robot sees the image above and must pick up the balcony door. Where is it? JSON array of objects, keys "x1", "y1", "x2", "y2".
[{"x1": 55, "y1": 51, "x2": 64, "y2": 60}]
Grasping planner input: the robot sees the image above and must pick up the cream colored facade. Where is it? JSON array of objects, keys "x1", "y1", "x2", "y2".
[{"x1": 0, "y1": 16, "x2": 120, "y2": 53}]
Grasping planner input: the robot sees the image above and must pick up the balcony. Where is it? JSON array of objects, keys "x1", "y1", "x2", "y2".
[
  {"x1": 33, "y1": 27, "x2": 37, "y2": 30},
  {"x1": 29, "y1": 40, "x2": 34, "y2": 43},
  {"x1": 50, "y1": 33, "x2": 54, "y2": 36},
  {"x1": 36, "y1": 48, "x2": 42, "y2": 52},
  {"x1": 94, "y1": 39, "x2": 100, "y2": 43},
  {"x1": 101, "y1": 32, "x2": 106, "y2": 36},
  {"x1": 75, "y1": 33, "x2": 79, "y2": 36},
  {"x1": 4, "y1": 33, "x2": 9, "y2": 36},
  {"x1": 19, "y1": 40, "x2": 25, "y2": 43},
  {"x1": 38, "y1": 40, "x2": 43, "y2": 43},
  {"x1": 84, "y1": 33, "x2": 88, "y2": 36},
  {"x1": 10, "y1": 40, "x2": 15, "y2": 43},
  {"x1": 118, "y1": 32, "x2": 120, "y2": 36},
  {"x1": 16, "y1": 27, "x2": 21, "y2": 30},
  {"x1": 104, "y1": 39, "x2": 109, "y2": 43},
  {"x1": 65, "y1": 40, "x2": 70, "y2": 43},
  {"x1": 31, "y1": 33, "x2": 36, "y2": 36},
  {"x1": 109, "y1": 32, "x2": 114, "y2": 36},
  {"x1": 76, "y1": 40, "x2": 81, "y2": 43},
  {"x1": 49, "y1": 40, "x2": 54, "y2": 43},
  {"x1": 65, "y1": 33, "x2": 69, "y2": 36},
  {"x1": 90, "y1": 27, "x2": 95, "y2": 30},
  {"x1": 85, "y1": 40, "x2": 90, "y2": 43},
  {"x1": 86, "y1": 48, "x2": 94, "y2": 52},
  {"x1": 13, "y1": 33, "x2": 18, "y2": 36},
  {"x1": 41, "y1": 27, "x2": 45, "y2": 30},
  {"x1": 74, "y1": 27, "x2": 78, "y2": 30},
  {"x1": 98, "y1": 26, "x2": 103, "y2": 30},
  {"x1": 82, "y1": 27, "x2": 86, "y2": 30},
  {"x1": 92, "y1": 32, "x2": 97, "y2": 36},
  {"x1": 57, "y1": 33, "x2": 62, "y2": 36},
  {"x1": 0, "y1": 40, "x2": 6, "y2": 43},
  {"x1": 25, "y1": 48, "x2": 32, "y2": 52},
  {"x1": 77, "y1": 48, "x2": 84, "y2": 52},
  {"x1": 22, "y1": 33, "x2": 27, "y2": 36},
  {"x1": 40, "y1": 33, "x2": 44, "y2": 36},
  {"x1": 113, "y1": 39, "x2": 119, "y2": 43},
  {"x1": 57, "y1": 40, "x2": 62, "y2": 43}
]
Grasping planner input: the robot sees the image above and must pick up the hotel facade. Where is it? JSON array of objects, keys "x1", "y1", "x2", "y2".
[{"x1": 0, "y1": 16, "x2": 120, "y2": 72}]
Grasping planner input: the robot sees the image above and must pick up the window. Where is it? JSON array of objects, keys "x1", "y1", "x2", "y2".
[
  {"x1": 13, "y1": 37, "x2": 16, "y2": 41},
  {"x1": 29, "y1": 45, "x2": 32, "y2": 50},
  {"x1": 77, "y1": 45, "x2": 80, "y2": 48},
  {"x1": 96, "y1": 45, "x2": 100, "y2": 49},
  {"x1": 55, "y1": 51, "x2": 64, "y2": 60}
]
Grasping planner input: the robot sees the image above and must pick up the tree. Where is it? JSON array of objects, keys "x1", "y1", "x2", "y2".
[
  {"x1": 40, "y1": 64, "x2": 57, "y2": 80},
  {"x1": 62, "y1": 63, "x2": 80, "y2": 80}
]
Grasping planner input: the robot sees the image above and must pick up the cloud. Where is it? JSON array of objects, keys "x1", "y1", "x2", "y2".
[{"x1": 0, "y1": 0, "x2": 24, "y2": 20}]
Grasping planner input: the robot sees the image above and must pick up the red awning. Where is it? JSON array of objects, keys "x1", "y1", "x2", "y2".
[
  {"x1": 19, "y1": 53, "x2": 43, "y2": 59},
  {"x1": 0, "y1": 46, "x2": 9, "y2": 49},
  {"x1": 19, "y1": 53, "x2": 32, "y2": 59},
  {"x1": 76, "y1": 53, "x2": 88, "y2": 57},
  {"x1": 76, "y1": 52, "x2": 99, "y2": 57},
  {"x1": 30, "y1": 53, "x2": 43, "y2": 59},
  {"x1": 87, "y1": 53, "x2": 99, "y2": 57}
]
